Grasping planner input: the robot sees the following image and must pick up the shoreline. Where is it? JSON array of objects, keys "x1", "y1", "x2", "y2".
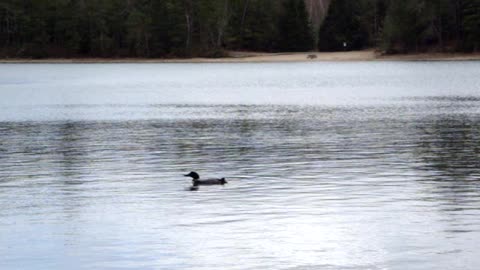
[{"x1": 1, "y1": 50, "x2": 480, "y2": 63}]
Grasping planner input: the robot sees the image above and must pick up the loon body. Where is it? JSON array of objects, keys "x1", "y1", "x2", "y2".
[{"x1": 184, "y1": 171, "x2": 227, "y2": 186}]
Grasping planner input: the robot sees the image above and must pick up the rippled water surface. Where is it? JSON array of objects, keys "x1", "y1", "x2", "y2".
[{"x1": 1, "y1": 62, "x2": 480, "y2": 270}]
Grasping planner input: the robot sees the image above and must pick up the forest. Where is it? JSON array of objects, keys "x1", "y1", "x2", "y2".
[{"x1": 1, "y1": 0, "x2": 479, "y2": 58}]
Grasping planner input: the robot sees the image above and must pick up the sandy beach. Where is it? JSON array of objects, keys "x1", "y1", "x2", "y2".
[{"x1": 1, "y1": 50, "x2": 480, "y2": 63}]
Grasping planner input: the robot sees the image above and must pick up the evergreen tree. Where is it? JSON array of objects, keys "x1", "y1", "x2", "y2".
[
  {"x1": 318, "y1": 0, "x2": 369, "y2": 51},
  {"x1": 226, "y1": 0, "x2": 279, "y2": 51},
  {"x1": 126, "y1": 7, "x2": 151, "y2": 57},
  {"x1": 382, "y1": 0, "x2": 419, "y2": 52},
  {"x1": 195, "y1": 0, "x2": 232, "y2": 56},
  {"x1": 277, "y1": 0, "x2": 315, "y2": 51},
  {"x1": 462, "y1": 0, "x2": 480, "y2": 51},
  {"x1": 149, "y1": 1, "x2": 186, "y2": 57}
]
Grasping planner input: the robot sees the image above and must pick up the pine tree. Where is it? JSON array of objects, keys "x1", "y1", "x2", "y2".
[
  {"x1": 149, "y1": 1, "x2": 186, "y2": 57},
  {"x1": 318, "y1": 0, "x2": 369, "y2": 51},
  {"x1": 226, "y1": 0, "x2": 279, "y2": 51},
  {"x1": 277, "y1": 0, "x2": 314, "y2": 51},
  {"x1": 462, "y1": 0, "x2": 480, "y2": 51}
]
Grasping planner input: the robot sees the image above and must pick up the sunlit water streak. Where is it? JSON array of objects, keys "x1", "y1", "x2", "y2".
[{"x1": 1, "y1": 62, "x2": 480, "y2": 270}]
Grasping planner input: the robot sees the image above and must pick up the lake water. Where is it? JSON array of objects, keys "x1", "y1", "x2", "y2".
[{"x1": 1, "y1": 62, "x2": 480, "y2": 270}]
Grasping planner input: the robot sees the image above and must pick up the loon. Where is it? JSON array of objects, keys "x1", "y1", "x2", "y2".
[{"x1": 184, "y1": 171, "x2": 227, "y2": 186}]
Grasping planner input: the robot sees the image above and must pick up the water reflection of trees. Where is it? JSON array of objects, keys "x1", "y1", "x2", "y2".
[
  {"x1": 415, "y1": 117, "x2": 480, "y2": 181},
  {"x1": 414, "y1": 116, "x2": 480, "y2": 238},
  {"x1": 414, "y1": 116, "x2": 480, "y2": 217},
  {"x1": 55, "y1": 122, "x2": 89, "y2": 182}
]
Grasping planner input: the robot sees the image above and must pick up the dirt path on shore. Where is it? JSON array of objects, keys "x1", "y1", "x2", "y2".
[{"x1": 2, "y1": 50, "x2": 480, "y2": 63}]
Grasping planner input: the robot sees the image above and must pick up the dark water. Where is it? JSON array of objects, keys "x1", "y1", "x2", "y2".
[{"x1": 1, "y1": 62, "x2": 480, "y2": 269}]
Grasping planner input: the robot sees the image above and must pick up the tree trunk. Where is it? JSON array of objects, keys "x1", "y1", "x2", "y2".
[
  {"x1": 145, "y1": 31, "x2": 150, "y2": 56},
  {"x1": 240, "y1": 0, "x2": 249, "y2": 37},
  {"x1": 184, "y1": 0, "x2": 193, "y2": 54},
  {"x1": 216, "y1": 0, "x2": 229, "y2": 49}
]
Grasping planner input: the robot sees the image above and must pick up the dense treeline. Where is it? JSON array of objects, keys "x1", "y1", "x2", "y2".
[
  {"x1": 0, "y1": 0, "x2": 313, "y2": 57},
  {"x1": 0, "y1": 0, "x2": 479, "y2": 58},
  {"x1": 319, "y1": 0, "x2": 480, "y2": 53}
]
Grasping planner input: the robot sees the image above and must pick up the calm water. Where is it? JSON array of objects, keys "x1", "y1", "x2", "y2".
[{"x1": 1, "y1": 62, "x2": 480, "y2": 270}]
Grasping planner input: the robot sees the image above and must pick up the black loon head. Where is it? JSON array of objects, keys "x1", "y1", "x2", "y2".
[{"x1": 184, "y1": 171, "x2": 200, "y2": 180}]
